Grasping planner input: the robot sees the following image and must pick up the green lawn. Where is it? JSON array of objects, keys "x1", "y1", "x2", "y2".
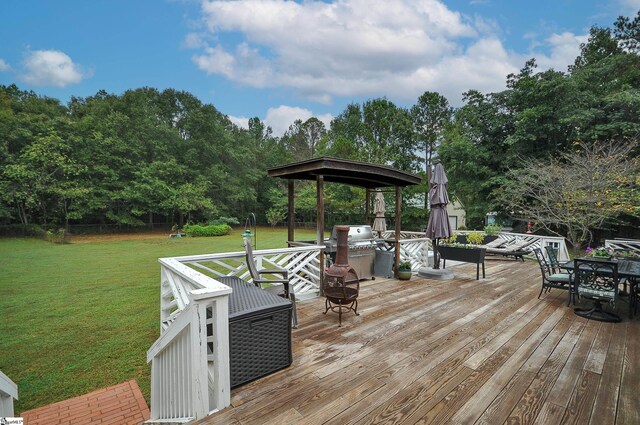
[{"x1": 0, "y1": 227, "x2": 317, "y2": 413}]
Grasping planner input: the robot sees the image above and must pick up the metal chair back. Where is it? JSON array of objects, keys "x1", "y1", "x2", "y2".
[
  {"x1": 573, "y1": 258, "x2": 620, "y2": 322},
  {"x1": 574, "y1": 259, "x2": 619, "y2": 302},
  {"x1": 533, "y1": 248, "x2": 551, "y2": 277},
  {"x1": 545, "y1": 246, "x2": 562, "y2": 273}
]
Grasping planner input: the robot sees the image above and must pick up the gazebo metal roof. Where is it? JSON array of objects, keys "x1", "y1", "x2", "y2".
[{"x1": 267, "y1": 157, "x2": 421, "y2": 189}]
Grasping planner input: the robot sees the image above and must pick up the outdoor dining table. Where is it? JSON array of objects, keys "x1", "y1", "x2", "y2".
[{"x1": 559, "y1": 258, "x2": 640, "y2": 319}]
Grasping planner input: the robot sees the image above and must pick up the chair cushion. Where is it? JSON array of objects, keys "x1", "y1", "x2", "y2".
[
  {"x1": 484, "y1": 238, "x2": 506, "y2": 248},
  {"x1": 263, "y1": 283, "x2": 286, "y2": 296},
  {"x1": 547, "y1": 273, "x2": 571, "y2": 283},
  {"x1": 578, "y1": 286, "x2": 616, "y2": 300}
]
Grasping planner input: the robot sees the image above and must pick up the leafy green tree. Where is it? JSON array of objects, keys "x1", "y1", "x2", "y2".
[
  {"x1": 301, "y1": 117, "x2": 326, "y2": 157},
  {"x1": 3, "y1": 129, "x2": 85, "y2": 226},
  {"x1": 326, "y1": 99, "x2": 417, "y2": 171},
  {"x1": 613, "y1": 10, "x2": 640, "y2": 52},
  {"x1": 411, "y1": 91, "x2": 452, "y2": 208},
  {"x1": 495, "y1": 140, "x2": 639, "y2": 252}
]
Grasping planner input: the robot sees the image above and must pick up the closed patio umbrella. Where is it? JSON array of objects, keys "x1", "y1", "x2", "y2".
[
  {"x1": 372, "y1": 190, "x2": 387, "y2": 237},
  {"x1": 425, "y1": 160, "x2": 453, "y2": 269}
]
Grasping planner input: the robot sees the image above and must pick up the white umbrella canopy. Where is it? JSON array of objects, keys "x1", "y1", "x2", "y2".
[
  {"x1": 372, "y1": 190, "x2": 387, "y2": 235},
  {"x1": 424, "y1": 160, "x2": 453, "y2": 268}
]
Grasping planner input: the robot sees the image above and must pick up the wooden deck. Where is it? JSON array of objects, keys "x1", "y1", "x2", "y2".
[{"x1": 199, "y1": 260, "x2": 640, "y2": 425}]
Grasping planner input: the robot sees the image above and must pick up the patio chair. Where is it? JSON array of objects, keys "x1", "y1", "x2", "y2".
[
  {"x1": 485, "y1": 239, "x2": 535, "y2": 261},
  {"x1": 573, "y1": 258, "x2": 621, "y2": 323},
  {"x1": 244, "y1": 239, "x2": 298, "y2": 328},
  {"x1": 533, "y1": 248, "x2": 573, "y2": 305},
  {"x1": 544, "y1": 246, "x2": 571, "y2": 276}
]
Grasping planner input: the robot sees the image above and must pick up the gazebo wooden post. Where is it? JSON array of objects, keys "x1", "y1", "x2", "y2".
[
  {"x1": 365, "y1": 189, "x2": 371, "y2": 225},
  {"x1": 287, "y1": 179, "x2": 295, "y2": 244},
  {"x1": 317, "y1": 175, "x2": 325, "y2": 295},
  {"x1": 394, "y1": 185, "x2": 402, "y2": 278}
]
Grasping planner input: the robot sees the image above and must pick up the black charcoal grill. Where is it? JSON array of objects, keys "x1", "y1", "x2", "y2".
[{"x1": 325, "y1": 225, "x2": 378, "y2": 280}]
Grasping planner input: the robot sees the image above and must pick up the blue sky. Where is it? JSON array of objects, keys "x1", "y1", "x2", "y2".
[{"x1": 1, "y1": 0, "x2": 638, "y2": 135}]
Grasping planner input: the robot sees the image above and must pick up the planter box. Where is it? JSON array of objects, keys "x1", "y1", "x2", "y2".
[{"x1": 437, "y1": 246, "x2": 486, "y2": 280}]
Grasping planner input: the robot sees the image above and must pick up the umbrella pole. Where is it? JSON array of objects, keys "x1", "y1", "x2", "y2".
[{"x1": 433, "y1": 238, "x2": 440, "y2": 269}]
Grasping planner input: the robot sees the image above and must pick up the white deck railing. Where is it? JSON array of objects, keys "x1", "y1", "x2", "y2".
[
  {"x1": 147, "y1": 245, "x2": 323, "y2": 422},
  {"x1": 605, "y1": 238, "x2": 640, "y2": 256},
  {"x1": 174, "y1": 245, "x2": 325, "y2": 300},
  {"x1": 0, "y1": 370, "x2": 18, "y2": 417},
  {"x1": 147, "y1": 258, "x2": 232, "y2": 423},
  {"x1": 379, "y1": 231, "x2": 432, "y2": 270}
]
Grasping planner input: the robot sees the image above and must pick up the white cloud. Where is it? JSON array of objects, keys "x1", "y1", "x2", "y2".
[
  {"x1": 227, "y1": 114, "x2": 250, "y2": 129},
  {"x1": 192, "y1": 0, "x2": 505, "y2": 105},
  {"x1": 193, "y1": 42, "x2": 273, "y2": 87},
  {"x1": 264, "y1": 105, "x2": 333, "y2": 137},
  {"x1": 619, "y1": 0, "x2": 640, "y2": 13},
  {"x1": 190, "y1": 0, "x2": 590, "y2": 107},
  {"x1": 534, "y1": 32, "x2": 587, "y2": 72},
  {"x1": 183, "y1": 32, "x2": 209, "y2": 49},
  {"x1": 228, "y1": 107, "x2": 332, "y2": 137},
  {"x1": 0, "y1": 59, "x2": 10, "y2": 72},
  {"x1": 21, "y1": 49, "x2": 88, "y2": 87}
]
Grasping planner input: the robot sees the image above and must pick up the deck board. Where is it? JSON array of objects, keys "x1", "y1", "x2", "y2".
[{"x1": 197, "y1": 260, "x2": 639, "y2": 425}]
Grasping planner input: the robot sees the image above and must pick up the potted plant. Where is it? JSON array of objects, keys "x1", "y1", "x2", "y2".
[
  {"x1": 398, "y1": 261, "x2": 412, "y2": 280},
  {"x1": 483, "y1": 223, "x2": 501, "y2": 244}
]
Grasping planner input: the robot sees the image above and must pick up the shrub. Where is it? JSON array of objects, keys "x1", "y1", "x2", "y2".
[
  {"x1": 0, "y1": 224, "x2": 46, "y2": 237},
  {"x1": 183, "y1": 223, "x2": 232, "y2": 237},
  {"x1": 484, "y1": 223, "x2": 501, "y2": 236},
  {"x1": 266, "y1": 208, "x2": 286, "y2": 228},
  {"x1": 398, "y1": 261, "x2": 412, "y2": 271},
  {"x1": 443, "y1": 233, "x2": 459, "y2": 245},
  {"x1": 457, "y1": 225, "x2": 467, "y2": 231},
  {"x1": 208, "y1": 216, "x2": 240, "y2": 226},
  {"x1": 46, "y1": 228, "x2": 69, "y2": 244},
  {"x1": 466, "y1": 231, "x2": 484, "y2": 245}
]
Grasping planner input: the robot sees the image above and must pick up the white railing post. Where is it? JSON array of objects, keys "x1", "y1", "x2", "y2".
[
  {"x1": 193, "y1": 291, "x2": 230, "y2": 412},
  {"x1": 0, "y1": 370, "x2": 18, "y2": 417},
  {"x1": 148, "y1": 259, "x2": 232, "y2": 423}
]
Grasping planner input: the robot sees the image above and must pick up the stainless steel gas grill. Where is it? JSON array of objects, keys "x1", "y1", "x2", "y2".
[{"x1": 325, "y1": 225, "x2": 378, "y2": 280}]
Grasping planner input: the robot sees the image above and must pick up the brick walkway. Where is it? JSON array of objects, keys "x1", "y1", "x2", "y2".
[{"x1": 20, "y1": 380, "x2": 149, "y2": 425}]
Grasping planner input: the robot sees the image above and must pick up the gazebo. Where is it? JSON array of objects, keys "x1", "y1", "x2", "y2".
[{"x1": 267, "y1": 157, "x2": 422, "y2": 278}]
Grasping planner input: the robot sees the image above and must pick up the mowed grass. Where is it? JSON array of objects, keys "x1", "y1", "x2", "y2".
[{"x1": 0, "y1": 227, "x2": 317, "y2": 413}]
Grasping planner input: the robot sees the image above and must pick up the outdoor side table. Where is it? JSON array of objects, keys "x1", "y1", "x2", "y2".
[{"x1": 216, "y1": 276, "x2": 293, "y2": 388}]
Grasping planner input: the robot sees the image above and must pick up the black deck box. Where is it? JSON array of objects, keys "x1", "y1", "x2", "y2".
[{"x1": 216, "y1": 276, "x2": 292, "y2": 388}]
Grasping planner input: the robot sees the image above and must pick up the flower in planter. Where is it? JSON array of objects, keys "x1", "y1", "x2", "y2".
[{"x1": 585, "y1": 246, "x2": 612, "y2": 258}]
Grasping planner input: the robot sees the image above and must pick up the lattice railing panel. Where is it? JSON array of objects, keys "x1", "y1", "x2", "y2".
[
  {"x1": 176, "y1": 245, "x2": 324, "y2": 296},
  {"x1": 605, "y1": 239, "x2": 640, "y2": 256}
]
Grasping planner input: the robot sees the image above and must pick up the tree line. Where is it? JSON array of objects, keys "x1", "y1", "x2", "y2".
[{"x1": 1, "y1": 12, "x2": 639, "y2": 248}]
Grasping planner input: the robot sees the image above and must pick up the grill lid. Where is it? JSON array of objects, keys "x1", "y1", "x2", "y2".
[
  {"x1": 325, "y1": 225, "x2": 379, "y2": 253},
  {"x1": 330, "y1": 225, "x2": 375, "y2": 241}
]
